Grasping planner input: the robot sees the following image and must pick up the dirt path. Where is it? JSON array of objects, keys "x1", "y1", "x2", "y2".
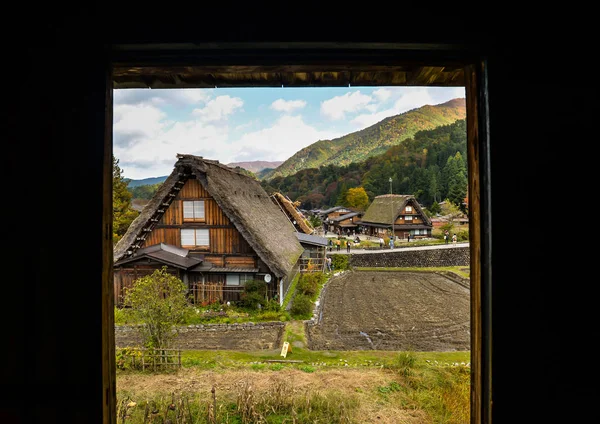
[{"x1": 307, "y1": 270, "x2": 470, "y2": 351}]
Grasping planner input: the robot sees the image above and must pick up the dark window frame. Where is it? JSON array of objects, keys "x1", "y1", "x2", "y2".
[{"x1": 105, "y1": 43, "x2": 492, "y2": 423}]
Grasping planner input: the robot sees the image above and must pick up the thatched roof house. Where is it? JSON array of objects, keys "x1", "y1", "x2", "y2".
[
  {"x1": 113, "y1": 154, "x2": 304, "y2": 305},
  {"x1": 358, "y1": 194, "x2": 433, "y2": 239},
  {"x1": 270, "y1": 192, "x2": 314, "y2": 234}
]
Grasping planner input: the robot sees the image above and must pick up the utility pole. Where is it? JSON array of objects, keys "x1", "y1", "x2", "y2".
[{"x1": 389, "y1": 177, "x2": 394, "y2": 241}]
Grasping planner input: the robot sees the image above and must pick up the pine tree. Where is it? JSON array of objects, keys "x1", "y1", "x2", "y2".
[{"x1": 113, "y1": 155, "x2": 139, "y2": 245}]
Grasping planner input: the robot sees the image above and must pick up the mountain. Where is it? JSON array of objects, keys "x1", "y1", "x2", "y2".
[
  {"x1": 226, "y1": 160, "x2": 283, "y2": 174},
  {"x1": 261, "y1": 118, "x2": 468, "y2": 211},
  {"x1": 126, "y1": 176, "x2": 169, "y2": 187},
  {"x1": 262, "y1": 98, "x2": 466, "y2": 180}
]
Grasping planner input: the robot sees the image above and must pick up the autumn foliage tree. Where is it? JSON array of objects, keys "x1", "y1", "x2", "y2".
[
  {"x1": 113, "y1": 155, "x2": 139, "y2": 244},
  {"x1": 345, "y1": 187, "x2": 370, "y2": 210}
]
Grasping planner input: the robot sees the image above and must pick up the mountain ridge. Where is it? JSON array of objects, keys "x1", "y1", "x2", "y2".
[{"x1": 262, "y1": 98, "x2": 466, "y2": 180}]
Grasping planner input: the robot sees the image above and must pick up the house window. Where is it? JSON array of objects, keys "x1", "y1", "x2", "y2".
[
  {"x1": 405, "y1": 215, "x2": 413, "y2": 221},
  {"x1": 181, "y1": 228, "x2": 209, "y2": 247},
  {"x1": 240, "y1": 273, "x2": 254, "y2": 284},
  {"x1": 405, "y1": 206, "x2": 413, "y2": 213},
  {"x1": 183, "y1": 200, "x2": 205, "y2": 221},
  {"x1": 226, "y1": 274, "x2": 240, "y2": 286}
]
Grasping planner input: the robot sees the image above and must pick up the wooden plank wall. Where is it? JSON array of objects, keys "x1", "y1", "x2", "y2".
[{"x1": 143, "y1": 178, "x2": 255, "y2": 257}]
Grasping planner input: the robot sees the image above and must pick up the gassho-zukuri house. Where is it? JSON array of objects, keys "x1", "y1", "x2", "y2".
[
  {"x1": 113, "y1": 154, "x2": 304, "y2": 306},
  {"x1": 357, "y1": 194, "x2": 433, "y2": 240}
]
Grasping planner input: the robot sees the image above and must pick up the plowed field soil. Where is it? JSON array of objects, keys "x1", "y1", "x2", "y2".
[{"x1": 306, "y1": 270, "x2": 470, "y2": 351}]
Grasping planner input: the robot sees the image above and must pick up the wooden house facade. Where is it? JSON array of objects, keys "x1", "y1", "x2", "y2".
[
  {"x1": 328, "y1": 211, "x2": 364, "y2": 235},
  {"x1": 113, "y1": 154, "x2": 304, "y2": 306},
  {"x1": 357, "y1": 194, "x2": 433, "y2": 240}
]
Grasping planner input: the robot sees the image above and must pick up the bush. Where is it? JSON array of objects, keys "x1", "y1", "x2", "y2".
[
  {"x1": 331, "y1": 254, "x2": 349, "y2": 271},
  {"x1": 296, "y1": 273, "x2": 322, "y2": 297},
  {"x1": 239, "y1": 280, "x2": 268, "y2": 310},
  {"x1": 290, "y1": 293, "x2": 313, "y2": 317}
]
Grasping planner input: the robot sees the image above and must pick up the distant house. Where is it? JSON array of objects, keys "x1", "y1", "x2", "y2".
[
  {"x1": 328, "y1": 211, "x2": 364, "y2": 235},
  {"x1": 113, "y1": 154, "x2": 304, "y2": 306},
  {"x1": 319, "y1": 206, "x2": 357, "y2": 234},
  {"x1": 357, "y1": 194, "x2": 432, "y2": 240},
  {"x1": 270, "y1": 192, "x2": 314, "y2": 234}
]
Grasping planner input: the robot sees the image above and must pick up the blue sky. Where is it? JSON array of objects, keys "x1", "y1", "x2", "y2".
[{"x1": 113, "y1": 86, "x2": 465, "y2": 180}]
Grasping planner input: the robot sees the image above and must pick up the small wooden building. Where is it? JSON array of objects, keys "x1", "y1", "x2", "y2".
[
  {"x1": 357, "y1": 194, "x2": 433, "y2": 240},
  {"x1": 113, "y1": 154, "x2": 304, "y2": 306},
  {"x1": 328, "y1": 211, "x2": 364, "y2": 235},
  {"x1": 295, "y1": 232, "x2": 328, "y2": 273}
]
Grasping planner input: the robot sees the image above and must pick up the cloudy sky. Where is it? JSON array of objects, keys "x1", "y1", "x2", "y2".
[{"x1": 113, "y1": 86, "x2": 465, "y2": 180}]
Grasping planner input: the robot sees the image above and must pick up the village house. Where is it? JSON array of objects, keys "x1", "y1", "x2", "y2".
[
  {"x1": 357, "y1": 194, "x2": 433, "y2": 240},
  {"x1": 319, "y1": 206, "x2": 361, "y2": 234},
  {"x1": 113, "y1": 154, "x2": 304, "y2": 306}
]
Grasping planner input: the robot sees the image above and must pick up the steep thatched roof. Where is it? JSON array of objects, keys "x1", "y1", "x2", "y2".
[
  {"x1": 114, "y1": 154, "x2": 304, "y2": 278},
  {"x1": 271, "y1": 192, "x2": 314, "y2": 234},
  {"x1": 360, "y1": 194, "x2": 432, "y2": 226}
]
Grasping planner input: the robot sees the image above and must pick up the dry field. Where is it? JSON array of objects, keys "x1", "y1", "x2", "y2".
[{"x1": 307, "y1": 270, "x2": 470, "y2": 351}]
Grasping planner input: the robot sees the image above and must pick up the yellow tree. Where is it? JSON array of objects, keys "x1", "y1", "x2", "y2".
[{"x1": 345, "y1": 187, "x2": 370, "y2": 210}]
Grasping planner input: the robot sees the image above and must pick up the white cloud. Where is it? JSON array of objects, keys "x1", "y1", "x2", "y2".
[
  {"x1": 373, "y1": 88, "x2": 392, "y2": 102},
  {"x1": 320, "y1": 91, "x2": 373, "y2": 120},
  {"x1": 270, "y1": 99, "x2": 307, "y2": 112},
  {"x1": 113, "y1": 104, "x2": 169, "y2": 148},
  {"x1": 192, "y1": 95, "x2": 244, "y2": 122},
  {"x1": 232, "y1": 115, "x2": 344, "y2": 162},
  {"x1": 113, "y1": 88, "x2": 212, "y2": 107}
]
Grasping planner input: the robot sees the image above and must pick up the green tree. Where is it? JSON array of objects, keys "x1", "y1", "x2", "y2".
[
  {"x1": 113, "y1": 155, "x2": 139, "y2": 244},
  {"x1": 441, "y1": 198, "x2": 463, "y2": 224},
  {"x1": 429, "y1": 201, "x2": 442, "y2": 215},
  {"x1": 345, "y1": 187, "x2": 370, "y2": 210},
  {"x1": 123, "y1": 267, "x2": 188, "y2": 349},
  {"x1": 445, "y1": 152, "x2": 468, "y2": 207}
]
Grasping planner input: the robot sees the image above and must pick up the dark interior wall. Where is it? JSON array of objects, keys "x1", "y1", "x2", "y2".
[
  {"x1": 2, "y1": 14, "x2": 594, "y2": 423},
  {"x1": 4, "y1": 38, "x2": 110, "y2": 422}
]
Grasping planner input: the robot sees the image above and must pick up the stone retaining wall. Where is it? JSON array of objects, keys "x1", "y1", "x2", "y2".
[
  {"x1": 115, "y1": 322, "x2": 285, "y2": 350},
  {"x1": 343, "y1": 246, "x2": 470, "y2": 268}
]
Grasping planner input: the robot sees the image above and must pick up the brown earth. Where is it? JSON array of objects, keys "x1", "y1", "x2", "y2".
[
  {"x1": 117, "y1": 367, "x2": 430, "y2": 424},
  {"x1": 306, "y1": 270, "x2": 470, "y2": 351}
]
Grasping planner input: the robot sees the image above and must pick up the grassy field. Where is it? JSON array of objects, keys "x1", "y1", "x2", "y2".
[{"x1": 117, "y1": 318, "x2": 470, "y2": 423}]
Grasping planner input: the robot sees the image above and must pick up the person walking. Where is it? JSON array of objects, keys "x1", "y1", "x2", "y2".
[
  {"x1": 389, "y1": 237, "x2": 394, "y2": 249},
  {"x1": 379, "y1": 237, "x2": 384, "y2": 248},
  {"x1": 346, "y1": 240, "x2": 351, "y2": 253},
  {"x1": 336, "y1": 239, "x2": 341, "y2": 251},
  {"x1": 444, "y1": 230, "x2": 449, "y2": 244},
  {"x1": 452, "y1": 233, "x2": 457, "y2": 244},
  {"x1": 326, "y1": 256, "x2": 332, "y2": 272}
]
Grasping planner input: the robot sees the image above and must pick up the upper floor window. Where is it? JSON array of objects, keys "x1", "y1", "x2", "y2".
[
  {"x1": 181, "y1": 228, "x2": 209, "y2": 248},
  {"x1": 183, "y1": 200, "x2": 205, "y2": 221},
  {"x1": 405, "y1": 206, "x2": 413, "y2": 213},
  {"x1": 405, "y1": 215, "x2": 413, "y2": 221}
]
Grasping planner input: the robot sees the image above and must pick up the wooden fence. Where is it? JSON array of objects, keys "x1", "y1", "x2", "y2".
[{"x1": 116, "y1": 347, "x2": 182, "y2": 371}]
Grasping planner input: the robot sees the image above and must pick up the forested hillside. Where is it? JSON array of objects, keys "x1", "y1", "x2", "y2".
[
  {"x1": 260, "y1": 119, "x2": 468, "y2": 210},
  {"x1": 262, "y1": 98, "x2": 466, "y2": 180}
]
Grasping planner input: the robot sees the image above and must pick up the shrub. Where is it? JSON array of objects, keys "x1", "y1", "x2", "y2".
[
  {"x1": 239, "y1": 279, "x2": 268, "y2": 310},
  {"x1": 331, "y1": 254, "x2": 349, "y2": 271},
  {"x1": 296, "y1": 273, "x2": 320, "y2": 297},
  {"x1": 290, "y1": 293, "x2": 313, "y2": 317}
]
